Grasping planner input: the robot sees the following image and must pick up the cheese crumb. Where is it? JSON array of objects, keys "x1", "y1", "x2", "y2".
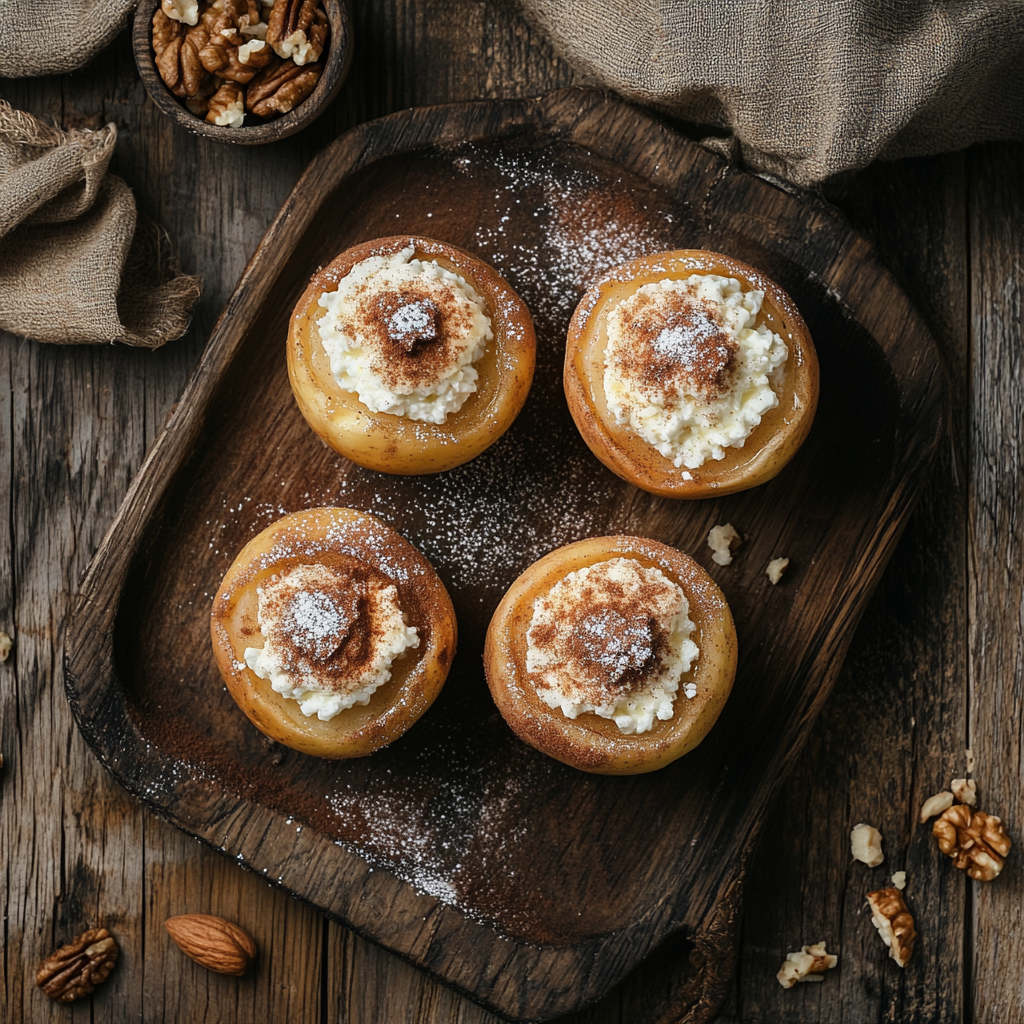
[
  {"x1": 891, "y1": 871, "x2": 907, "y2": 890},
  {"x1": 707, "y1": 523, "x2": 741, "y2": 566},
  {"x1": 766, "y1": 557, "x2": 789, "y2": 584}
]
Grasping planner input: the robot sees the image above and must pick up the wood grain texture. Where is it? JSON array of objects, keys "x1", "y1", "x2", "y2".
[
  {"x1": 1, "y1": 0, "x2": 1019, "y2": 1019},
  {"x1": 724, "y1": 152, "x2": 971, "y2": 1024},
  {"x1": 969, "y1": 141, "x2": 1024, "y2": 1024}
]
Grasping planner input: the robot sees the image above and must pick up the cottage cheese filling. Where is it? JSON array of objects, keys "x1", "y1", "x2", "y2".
[
  {"x1": 603, "y1": 274, "x2": 788, "y2": 469},
  {"x1": 525, "y1": 557, "x2": 699, "y2": 735},
  {"x1": 316, "y1": 246, "x2": 492, "y2": 424},
  {"x1": 243, "y1": 562, "x2": 419, "y2": 721}
]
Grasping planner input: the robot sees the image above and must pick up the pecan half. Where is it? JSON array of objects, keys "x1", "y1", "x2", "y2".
[
  {"x1": 933, "y1": 804, "x2": 1011, "y2": 881},
  {"x1": 246, "y1": 57, "x2": 322, "y2": 117},
  {"x1": 153, "y1": 9, "x2": 209, "y2": 98},
  {"x1": 266, "y1": 0, "x2": 328, "y2": 65},
  {"x1": 36, "y1": 928, "x2": 119, "y2": 1002},
  {"x1": 866, "y1": 888, "x2": 916, "y2": 967}
]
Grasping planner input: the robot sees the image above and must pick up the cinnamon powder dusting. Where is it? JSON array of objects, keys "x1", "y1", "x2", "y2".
[
  {"x1": 617, "y1": 291, "x2": 738, "y2": 402},
  {"x1": 356, "y1": 284, "x2": 475, "y2": 391},
  {"x1": 528, "y1": 569, "x2": 672, "y2": 707},
  {"x1": 257, "y1": 560, "x2": 388, "y2": 696}
]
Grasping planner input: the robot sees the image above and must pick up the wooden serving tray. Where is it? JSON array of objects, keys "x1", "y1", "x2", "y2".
[{"x1": 64, "y1": 90, "x2": 945, "y2": 1022}]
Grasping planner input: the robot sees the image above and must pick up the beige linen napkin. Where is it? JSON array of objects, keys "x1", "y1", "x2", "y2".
[
  {"x1": 0, "y1": 102, "x2": 201, "y2": 347},
  {"x1": 514, "y1": 0, "x2": 1024, "y2": 186}
]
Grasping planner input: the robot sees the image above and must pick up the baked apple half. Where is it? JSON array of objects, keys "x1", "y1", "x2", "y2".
[
  {"x1": 288, "y1": 235, "x2": 536, "y2": 474},
  {"x1": 484, "y1": 535, "x2": 737, "y2": 775},
  {"x1": 564, "y1": 249, "x2": 818, "y2": 498},
  {"x1": 211, "y1": 507, "x2": 457, "y2": 758}
]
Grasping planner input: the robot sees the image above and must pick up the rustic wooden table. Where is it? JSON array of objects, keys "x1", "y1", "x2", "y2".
[{"x1": 2, "y1": 2, "x2": 1022, "y2": 1022}]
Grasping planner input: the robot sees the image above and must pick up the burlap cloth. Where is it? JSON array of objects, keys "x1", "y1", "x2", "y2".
[
  {"x1": 513, "y1": 0, "x2": 1024, "y2": 186},
  {"x1": 0, "y1": 102, "x2": 201, "y2": 346}
]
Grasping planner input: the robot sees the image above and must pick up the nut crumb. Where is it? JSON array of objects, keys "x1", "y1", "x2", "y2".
[
  {"x1": 951, "y1": 778, "x2": 977, "y2": 806},
  {"x1": 851, "y1": 822, "x2": 884, "y2": 867},
  {"x1": 765, "y1": 557, "x2": 789, "y2": 584},
  {"x1": 0, "y1": 631, "x2": 11, "y2": 661},
  {"x1": 891, "y1": 870, "x2": 906, "y2": 890},
  {"x1": 919, "y1": 790, "x2": 954, "y2": 823},
  {"x1": 707, "y1": 523, "x2": 741, "y2": 566},
  {"x1": 777, "y1": 942, "x2": 837, "y2": 988}
]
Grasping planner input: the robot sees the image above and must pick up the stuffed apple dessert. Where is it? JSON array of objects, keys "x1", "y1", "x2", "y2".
[
  {"x1": 564, "y1": 249, "x2": 818, "y2": 498},
  {"x1": 483, "y1": 536, "x2": 737, "y2": 774},
  {"x1": 211, "y1": 507, "x2": 457, "y2": 758},
  {"x1": 288, "y1": 235, "x2": 536, "y2": 474}
]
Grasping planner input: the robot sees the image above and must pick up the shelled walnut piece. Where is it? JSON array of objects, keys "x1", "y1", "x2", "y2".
[
  {"x1": 776, "y1": 942, "x2": 838, "y2": 988},
  {"x1": 933, "y1": 803, "x2": 1011, "y2": 881},
  {"x1": 266, "y1": 0, "x2": 328, "y2": 64},
  {"x1": 152, "y1": 0, "x2": 327, "y2": 125},
  {"x1": 36, "y1": 928, "x2": 119, "y2": 1002},
  {"x1": 865, "y1": 888, "x2": 916, "y2": 967}
]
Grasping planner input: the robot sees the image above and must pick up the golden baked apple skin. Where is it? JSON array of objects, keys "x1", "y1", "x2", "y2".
[
  {"x1": 564, "y1": 249, "x2": 818, "y2": 499},
  {"x1": 211, "y1": 507, "x2": 457, "y2": 759},
  {"x1": 288, "y1": 235, "x2": 536, "y2": 475},
  {"x1": 483, "y1": 536, "x2": 737, "y2": 775}
]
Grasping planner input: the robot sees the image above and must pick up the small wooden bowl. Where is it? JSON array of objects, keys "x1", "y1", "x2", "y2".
[{"x1": 133, "y1": 0, "x2": 353, "y2": 145}]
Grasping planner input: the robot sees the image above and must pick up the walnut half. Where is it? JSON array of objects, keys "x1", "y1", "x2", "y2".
[
  {"x1": 206, "y1": 80, "x2": 246, "y2": 127},
  {"x1": 866, "y1": 888, "x2": 916, "y2": 967},
  {"x1": 933, "y1": 804, "x2": 1011, "y2": 881},
  {"x1": 266, "y1": 0, "x2": 328, "y2": 64},
  {"x1": 36, "y1": 928, "x2": 119, "y2": 1002}
]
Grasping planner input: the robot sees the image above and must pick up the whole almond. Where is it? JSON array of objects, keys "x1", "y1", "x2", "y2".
[{"x1": 165, "y1": 914, "x2": 257, "y2": 975}]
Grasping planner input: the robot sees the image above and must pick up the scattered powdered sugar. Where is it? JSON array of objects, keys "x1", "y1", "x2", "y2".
[
  {"x1": 325, "y1": 735, "x2": 542, "y2": 917},
  {"x1": 465, "y1": 144, "x2": 680, "y2": 330}
]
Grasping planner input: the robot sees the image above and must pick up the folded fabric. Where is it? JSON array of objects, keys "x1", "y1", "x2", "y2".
[
  {"x1": 0, "y1": 0, "x2": 137, "y2": 78},
  {"x1": 513, "y1": 0, "x2": 1024, "y2": 186},
  {"x1": 0, "y1": 101, "x2": 201, "y2": 347}
]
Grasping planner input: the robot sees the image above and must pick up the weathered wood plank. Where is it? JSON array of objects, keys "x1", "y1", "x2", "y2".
[
  {"x1": 969, "y1": 141, "x2": 1024, "y2": 1024},
  {"x1": 728, "y1": 151, "x2": 969, "y2": 1023}
]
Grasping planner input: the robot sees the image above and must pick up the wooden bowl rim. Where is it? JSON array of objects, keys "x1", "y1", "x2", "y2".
[{"x1": 132, "y1": 0, "x2": 353, "y2": 146}]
